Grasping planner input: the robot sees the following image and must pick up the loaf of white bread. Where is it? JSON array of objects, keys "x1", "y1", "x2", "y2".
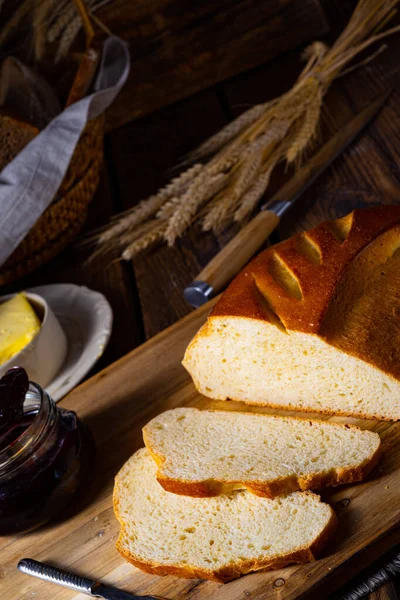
[
  {"x1": 143, "y1": 407, "x2": 381, "y2": 498},
  {"x1": 183, "y1": 206, "x2": 400, "y2": 420},
  {"x1": 114, "y1": 447, "x2": 337, "y2": 583}
]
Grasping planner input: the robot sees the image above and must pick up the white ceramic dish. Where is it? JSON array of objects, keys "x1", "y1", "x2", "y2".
[
  {"x1": 0, "y1": 292, "x2": 67, "y2": 388},
  {"x1": 27, "y1": 284, "x2": 113, "y2": 402}
]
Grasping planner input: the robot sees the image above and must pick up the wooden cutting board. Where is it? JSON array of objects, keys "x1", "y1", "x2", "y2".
[{"x1": 2, "y1": 300, "x2": 400, "y2": 600}]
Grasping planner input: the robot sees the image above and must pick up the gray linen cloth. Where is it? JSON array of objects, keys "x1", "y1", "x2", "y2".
[{"x1": 0, "y1": 36, "x2": 130, "y2": 268}]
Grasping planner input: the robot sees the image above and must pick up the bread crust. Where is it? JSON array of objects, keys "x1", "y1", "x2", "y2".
[
  {"x1": 143, "y1": 410, "x2": 382, "y2": 498},
  {"x1": 113, "y1": 482, "x2": 337, "y2": 583},
  {"x1": 212, "y1": 206, "x2": 400, "y2": 333},
  {"x1": 153, "y1": 449, "x2": 381, "y2": 498},
  {"x1": 207, "y1": 206, "x2": 400, "y2": 387}
]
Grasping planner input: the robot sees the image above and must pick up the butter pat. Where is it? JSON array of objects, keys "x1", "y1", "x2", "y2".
[{"x1": 0, "y1": 293, "x2": 41, "y2": 365}]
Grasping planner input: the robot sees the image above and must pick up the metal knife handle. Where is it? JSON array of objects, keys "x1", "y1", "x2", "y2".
[
  {"x1": 184, "y1": 210, "x2": 280, "y2": 307},
  {"x1": 18, "y1": 558, "x2": 95, "y2": 595}
]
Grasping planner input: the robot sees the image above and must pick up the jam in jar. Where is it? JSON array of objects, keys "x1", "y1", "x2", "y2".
[{"x1": 0, "y1": 367, "x2": 93, "y2": 535}]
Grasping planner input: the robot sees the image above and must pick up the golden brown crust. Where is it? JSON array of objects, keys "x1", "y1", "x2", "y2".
[
  {"x1": 115, "y1": 541, "x2": 327, "y2": 583},
  {"x1": 144, "y1": 410, "x2": 381, "y2": 498},
  {"x1": 155, "y1": 451, "x2": 380, "y2": 498},
  {"x1": 114, "y1": 488, "x2": 337, "y2": 583},
  {"x1": 205, "y1": 206, "x2": 400, "y2": 393},
  {"x1": 213, "y1": 206, "x2": 400, "y2": 333},
  {"x1": 113, "y1": 457, "x2": 337, "y2": 583}
]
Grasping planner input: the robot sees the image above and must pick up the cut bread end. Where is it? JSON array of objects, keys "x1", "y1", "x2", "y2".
[
  {"x1": 114, "y1": 448, "x2": 337, "y2": 583},
  {"x1": 183, "y1": 316, "x2": 400, "y2": 421}
]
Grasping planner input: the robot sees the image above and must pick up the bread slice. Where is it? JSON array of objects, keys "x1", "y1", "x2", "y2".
[
  {"x1": 114, "y1": 448, "x2": 337, "y2": 583},
  {"x1": 143, "y1": 407, "x2": 381, "y2": 498},
  {"x1": 183, "y1": 207, "x2": 400, "y2": 420}
]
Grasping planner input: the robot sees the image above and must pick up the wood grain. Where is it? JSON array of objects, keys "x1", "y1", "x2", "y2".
[
  {"x1": 2, "y1": 301, "x2": 400, "y2": 600},
  {"x1": 277, "y1": 38, "x2": 400, "y2": 239},
  {"x1": 98, "y1": 0, "x2": 328, "y2": 129},
  {"x1": 105, "y1": 14, "x2": 400, "y2": 338},
  {"x1": 108, "y1": 89, "x2": 235, "y2": 337}
]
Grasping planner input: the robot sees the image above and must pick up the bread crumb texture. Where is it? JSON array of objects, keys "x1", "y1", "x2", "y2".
[
  {"x1": 114, "y1": 448, "x2": 336, "y2": 582},
  {"x1": 183, "y1": 207, "x2": 400, "y2": 420},
  {"x1": 143, "y1": 408, "x2": 381, "y2": 497}
]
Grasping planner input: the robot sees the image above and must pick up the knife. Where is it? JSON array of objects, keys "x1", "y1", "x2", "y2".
[
  {"x1": 183, "y1": 90, "x2": 391, "y2": 308},
  {"x1": 18, "y1": 559, "x2": 165, "y2": 600}
]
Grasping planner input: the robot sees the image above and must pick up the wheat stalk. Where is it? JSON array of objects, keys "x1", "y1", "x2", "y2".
[
  {"x1": 0, "y1": 0, "x2": 35, "y2": 47},
  {"x1": 90, "y1": 163, "x2": 205, "y2": 250},
  {"x1": 55, "y1": 14, "x2": 84, "y2": 62},
  {"x1": 32, "y1": 0, "x2": 55, "y2": 60},
  {"x1": 122, "y1": 221, "x2": 167, "y2": 260},
  {"x1": 47, "y1": 2, "x2": 77, "y2": 43},
  {"x1": 0, "y1": 0, "x2": 114, "y2": 62},
  {"x1": 286, "y1": 84, "x2": 323, "y2": 164},
  {"x1": 186, "y1": 103, "x2": 272, "y2": 162},
  {"x1": 203, "y1": 151, "x2": 264, "y2": 232},
  {"x1": 234, "y1": 161, "x2": 277, "y2": 223},
  {"x1": 86, "y1": 0, "x2": 400, "y2": 261},
  {"x1": 164, "y1": 172, "x2": 227, "y2": 245}
]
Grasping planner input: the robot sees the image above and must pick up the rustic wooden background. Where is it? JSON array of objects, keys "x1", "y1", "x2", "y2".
[{"x1": 3, "y1": 0, "x2": 400, "y2": 597}]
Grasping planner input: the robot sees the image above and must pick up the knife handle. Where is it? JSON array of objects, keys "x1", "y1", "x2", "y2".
[
  {"x1": 18, "y1": 558, "x2": 95, "y2": 595},
  {"x1": 184, "y1": 210, "x2": 280, "y2": 307}
]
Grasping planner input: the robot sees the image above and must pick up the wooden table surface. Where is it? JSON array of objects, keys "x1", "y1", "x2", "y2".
[{"x1": 4, "y1": 0, "x2": 400, "y2": 598}]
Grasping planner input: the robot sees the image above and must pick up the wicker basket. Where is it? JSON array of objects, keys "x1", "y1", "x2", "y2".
[{"x1": 0, "y1": 113, "x2": 104, "y2": 286}]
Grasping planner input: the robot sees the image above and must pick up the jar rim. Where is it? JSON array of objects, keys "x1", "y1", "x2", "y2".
[{"x1": 0, "y1": 381, "x2": 51, "y2": 472}]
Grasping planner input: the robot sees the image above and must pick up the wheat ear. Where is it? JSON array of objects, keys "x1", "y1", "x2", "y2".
[
  {"x1": 186, "y1": 104, "x2": 269, "y2": 162},
  {"x1": 164, "y1": 172, "x2": 227, "y2": 245},
  {"x1": 98, "y1": 194, "x2": 167, "y2": 245},
  {"x1": 33, "y1": 0, "x2": 55, "y2": 60},
  {"x1": 107, "y1": 163, "x2": 204, "y2": 234},
  {"x1": 203, "y1": 151, "x2": 263, "y2": 232},
  {"x1": 286, "y1": 85, "x2": 323, "y2": 164},
  {"x1": 47, "y1": 2, "x2": 77, "y2": 43},
  {"x1": 234, "y1": 162, "x2": 276, "y2": 223},
  {"x1": 122, "y1": 220, "x2": 166, "y2": 260},
  {"x1": 55, "y1": 14, "x2": 81, "y2": 62}
]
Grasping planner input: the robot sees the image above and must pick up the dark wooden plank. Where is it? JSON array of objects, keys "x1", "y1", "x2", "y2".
[
  {"x1": 98, "y1": 0, "x2": 328, "y2": 130},
  {"x1": 108, "y1": 89, "x2": 232, "y2": 338},
  {"x1": 218, "y1": 17, "x2": 400, "y2": 241},
  {"x1": 2, "y1": 165, "x2": 145, "y2": 371},
  {"x1": 277, "y1": 37, "x2": 400, "y2": 239}
]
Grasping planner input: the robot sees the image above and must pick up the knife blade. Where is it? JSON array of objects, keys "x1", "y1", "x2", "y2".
[
  {"x1": 18, "y1": 559, "x2": 164, "y2": 600},
  {"x1": 184, "y1": 90, "x2": 391, "y2": 308}
]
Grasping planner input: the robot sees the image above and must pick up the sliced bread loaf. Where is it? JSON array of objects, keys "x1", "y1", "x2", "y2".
[
  {"x1": 143, "y1": 407, "x2": 381, "y2": 498},
  {"x1": 114, "y1": 448, "x2": 337, "y2": 582},
  {"x1": 183, "y1": 206, "x2": 400, "y2": 420}
]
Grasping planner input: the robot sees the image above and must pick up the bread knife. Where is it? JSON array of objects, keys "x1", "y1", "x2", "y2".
[
  {"x1": 184, "y1": 90, "x2": 391, "y2": 308},
  {"x1": 18, "y1": 559, "x2": 165, "y2": 600}
]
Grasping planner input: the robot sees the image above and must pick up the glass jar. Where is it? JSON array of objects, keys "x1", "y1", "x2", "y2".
[{"x1": 0, "y1": 382, "x2": 94, "y2": 535}]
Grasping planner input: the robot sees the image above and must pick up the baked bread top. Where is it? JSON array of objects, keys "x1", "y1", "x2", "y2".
[{"x1": 212, "y1": 205, "x2": 400, "y2": 379}]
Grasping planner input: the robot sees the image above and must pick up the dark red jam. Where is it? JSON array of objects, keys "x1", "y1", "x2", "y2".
[{"x1": 0, "y1": 368, "x2": 94, "y2": 535}]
